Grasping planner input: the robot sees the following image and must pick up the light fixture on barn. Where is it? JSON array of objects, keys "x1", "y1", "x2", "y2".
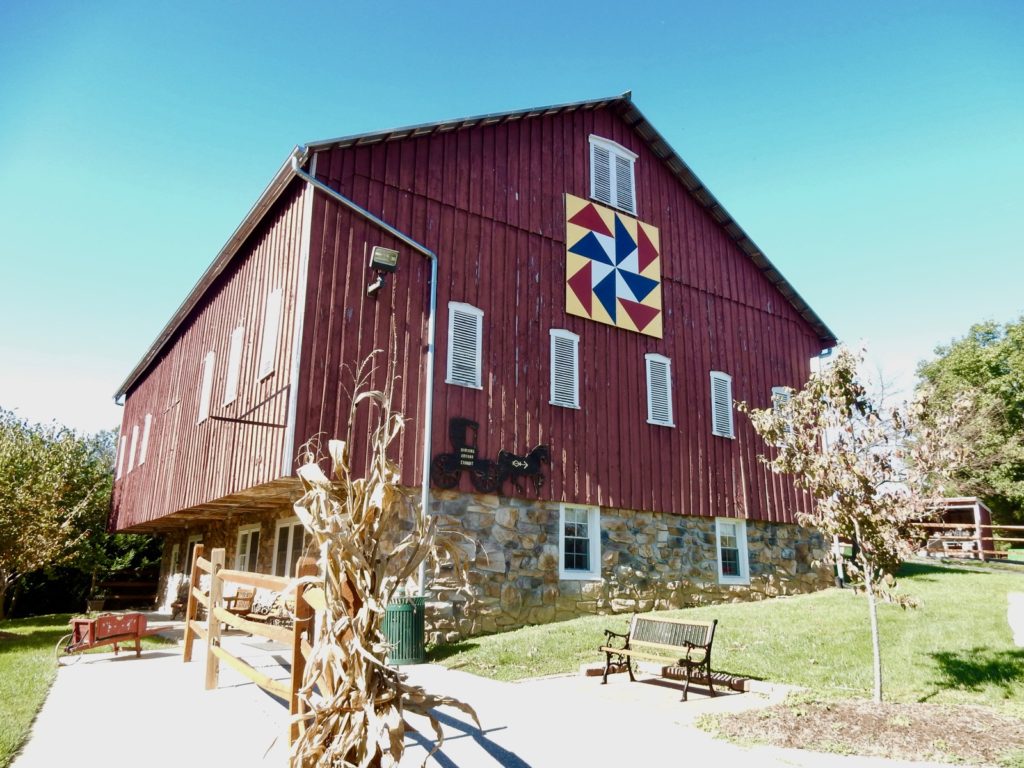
[{"x1": 367, "y1": 246, "x2": 399, "y2": 297}]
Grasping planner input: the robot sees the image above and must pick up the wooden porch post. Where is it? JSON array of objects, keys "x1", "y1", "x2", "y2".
[
  {"x1": 290, "y1": 556, "x2": 318, "y2": 746},
  {"x1": 973, "y1": 500, "x2": 986, "y2": 562},
  {"x1": 205, "y1": 547, "x2": 225, "y2": 690},
  {"x1": 182, "y1": 543, "x2": 204, "y2": 663}
]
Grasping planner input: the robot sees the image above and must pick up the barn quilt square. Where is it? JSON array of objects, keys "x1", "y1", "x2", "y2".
[{"x1": 564, "y1": 194, "x2": 662, "y2": 338}]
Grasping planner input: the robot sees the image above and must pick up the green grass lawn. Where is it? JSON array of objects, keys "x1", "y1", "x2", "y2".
[
  {"x1": 0, "y1": 614, "x2": 174, "y2": 768},
  {"x1": 430, "y1": 562, "x2": 1024, "y2": 711}
]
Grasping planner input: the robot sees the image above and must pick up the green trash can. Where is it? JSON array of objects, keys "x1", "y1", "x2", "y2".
[{"x1": 383, "y1": 595, "x2": 425, "y2": 665}]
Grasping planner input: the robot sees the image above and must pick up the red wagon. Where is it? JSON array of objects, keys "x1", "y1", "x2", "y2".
[{"x1": 55, "y1": 612, "x2": 167, "y2": 663}]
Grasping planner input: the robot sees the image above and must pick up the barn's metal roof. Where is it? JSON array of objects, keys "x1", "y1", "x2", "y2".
[{"x1": 115, "y1": 92, "x2": 836, "y2": 400}]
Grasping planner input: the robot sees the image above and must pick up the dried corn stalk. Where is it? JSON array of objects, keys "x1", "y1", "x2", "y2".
[{"x1": 289, "y1": 350, "x2": 477, "y2": 768}]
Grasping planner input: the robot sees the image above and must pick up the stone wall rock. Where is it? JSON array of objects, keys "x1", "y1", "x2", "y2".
[{"x1": 424, "y1": 492, "x2": 832, "y2": 644}]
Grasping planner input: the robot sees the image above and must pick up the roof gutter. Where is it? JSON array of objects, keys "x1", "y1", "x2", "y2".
[{"x1": 289, "y1": 151, "x2": 438, "y2": 596}]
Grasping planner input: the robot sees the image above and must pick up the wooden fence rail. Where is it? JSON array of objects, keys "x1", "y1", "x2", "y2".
[{"x1": 182, "y1": 544, "x2": 319, "y2": 746}]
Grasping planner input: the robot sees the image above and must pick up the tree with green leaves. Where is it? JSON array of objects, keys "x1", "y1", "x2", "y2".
[
  {"x1": 0, "y1": 411, "x2": 157, "y2": 619},
  {"x1": 740, "y1": 347, "x2": 969, "y2": 703},
  {"x1": 916, "y1": 317, "x2": 1024, "y2": 524}
]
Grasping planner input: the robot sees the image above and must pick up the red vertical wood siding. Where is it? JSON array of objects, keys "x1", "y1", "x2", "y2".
[
  {"x1": 110, "y1": 182, "x2": 309, "y2": 530},
  {"x1": 295, "y1": 106, "x2": 826, "y2": 525}
]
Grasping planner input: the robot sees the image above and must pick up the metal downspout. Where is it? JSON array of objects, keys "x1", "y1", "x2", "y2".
[{"x1": 288, "y1": 150, "x2": 438, "y2": 597}]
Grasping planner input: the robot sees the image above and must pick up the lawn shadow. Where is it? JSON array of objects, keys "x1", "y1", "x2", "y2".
[
  {"x1": 898, "y1": 562, "x2": 979, "y2": 581},
  {"x1": 925, "y1": 647, "x2": 1024, "y2": 699},
  {"x1": 427, "y1": 641, "x2": 480, "y2": 663}
]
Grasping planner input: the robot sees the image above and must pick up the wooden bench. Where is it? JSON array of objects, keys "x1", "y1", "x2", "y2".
[{"x1": 599, "y1": 615, "x2": 718, "y2": 700}]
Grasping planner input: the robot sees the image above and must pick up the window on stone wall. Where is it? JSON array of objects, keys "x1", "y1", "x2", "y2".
[
  {"x1": 274, "y1": 518, "x2": 308, "y2": 577},
  {"x1": 185, "y1": 534, "x2": 203, "y2": 578},
  {"x1": 559, "y1": 503, "x2": 601, "y2": 580},
  {"x1": 715, "y1": 517, "x2": 749, "y2": 585},
  {"x1": 235, "y1": 524, "x2": 261, "y2": 572}
]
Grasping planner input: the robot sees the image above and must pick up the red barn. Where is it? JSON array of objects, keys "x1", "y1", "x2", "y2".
[{"x1": 111, "y1": 93, "x2": 836, "y2": 638}]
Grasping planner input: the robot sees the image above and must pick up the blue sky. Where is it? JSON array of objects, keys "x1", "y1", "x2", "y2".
[{"x1": 1, "y1": 1, "x2": 1021, "y2": 434}]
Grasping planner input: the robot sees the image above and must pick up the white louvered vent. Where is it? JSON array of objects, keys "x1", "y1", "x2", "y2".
[
  {"x1": 446, "y1": 302, "x2": 483, "y2": 389},
  {"x1": 127, "y1": 424, "x2": 139, "y2": 473},
  {"x1": 116, "y1": 435, "x2": 127, "y2": 479},
  {"x1": 711, "y1": 371, "x2": 734, "y2": 438},
  {"x1": 198, "y1": 351, "x2": 215, "y2": 424},
  {"x1": 645, "y1": 353, "x2": 674, "y2": 426},
  {"x1": 550, "y1": 329, "x2": 580, "y2": 408},
  {"x1": 589, "y1": 135, "x2": 638, "y2": 215},
  {"x1": 139, "y1": 413, "x2": 152, "y2": 466},
  {"x1": 258, "y1": 288, "x2": 282, "y2": 380},
  {"x1": 614, "y1": 154, "x2": 635, "y2": 213},
  {"x1": 772, "y1": 386, "x2": 793, "y2": 433},
  {"x1": 591, "y1": 143, "x2": 612, "y2": 206},
  {"x1": 224, "y1": 325, "x2": 245, "y2": 405}
]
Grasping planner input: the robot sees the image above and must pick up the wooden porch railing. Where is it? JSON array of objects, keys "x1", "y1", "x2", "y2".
[{"x1": 182, "y1": 544, "x2": 318, "y2": 745}]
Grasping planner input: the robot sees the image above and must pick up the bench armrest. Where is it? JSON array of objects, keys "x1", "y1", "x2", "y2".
[{"x1": 600, "y1": 628, "x2": 630, "y2": 652}]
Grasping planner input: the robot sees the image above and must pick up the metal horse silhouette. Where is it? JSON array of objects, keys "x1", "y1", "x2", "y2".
[
  {"x1": 495, "y1": 444, "x2": 551, "y2": 494},
  {"x1": 430, "y1": 417, "x2": 550, "y2": 495}
]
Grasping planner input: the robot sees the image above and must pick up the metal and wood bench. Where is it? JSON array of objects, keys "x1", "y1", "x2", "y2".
[{"x1": 599, "y1": 614, "x2": 718, "y2": 700}]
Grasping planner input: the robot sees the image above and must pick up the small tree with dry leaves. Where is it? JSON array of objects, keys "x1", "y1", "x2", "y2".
[
  {"x1": 739, "y1": 346, "x2": 970, "y2": 703},
  {"x1": 289, "y1": 351, "x2": 477, "y2": 767}
]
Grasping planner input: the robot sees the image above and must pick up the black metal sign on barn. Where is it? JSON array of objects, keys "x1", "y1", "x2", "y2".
[{"x1": 430, "y1": 417, "x2": 550, "y2": 495}]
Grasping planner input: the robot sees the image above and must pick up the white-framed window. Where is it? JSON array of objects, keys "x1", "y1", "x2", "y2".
[
  {"x1": 645, "y1": 353, "x2": 674, "y2": 427},
  {"x1": 446, "y1": 302, "x2": 483, "y2": 389},
  {"x1": 224, "y1": 326, "x2": 245, "y2": 405},
  {"x1": 558, "y1": 504, "x2": 601, "y2": 580},
  {"x1": 139, "y1": 413, "x2": 152, "y2": 466},
  {"x1": 589, "y1": 135, "x2": 638, "y2": 215},
  {"x1": 116, "y1": 435, "x2": 127, "y2": 479},
  {"x1": 273, "y1": 517, "x2": 309, "y2": 577},
  {"x1": 235, "y1": 524, "x2": 261, "y2": 572},
  {"x1": 197, "y1": 351, "x2": 215, "y2": 424},
  {"x1": 710, "y1": 370, "x2": 734, "y2": 438},
  {"x1": 127, "y1": 423, "x2": 139, "y2": 473},
  {"x1": 549, "y1": 329, "x2": 580, "y2": 408},
  {"x1": 168, "y1": 542, "x2": 181, "y2": 574},
  {"x1": 258, "y1": 288, "x2": 283, "y2": 380},
  {"x1": 715, "y1": 518, "x2": 749, "y2": 585},
  {"x1": 185, "y1": 534, "x2": 203, "y2": 577}
]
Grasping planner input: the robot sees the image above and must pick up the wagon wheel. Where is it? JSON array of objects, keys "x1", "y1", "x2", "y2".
[
  {"x1": 430, "y1": 455, "x2": 460, "y2": 489},
  {"x1": 471, "y1": 461, "x2": 500, "y2": 494},
  {"x1": 54, "y1": 632, "x2": 79, "y2": 665}
]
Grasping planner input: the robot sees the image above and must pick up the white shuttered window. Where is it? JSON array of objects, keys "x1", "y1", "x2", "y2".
[
  {"x1": 258, "y1": 288, "x2": 282, "y2": 380},
  {"x1": 224, "y1": 326, "x2": 245, "y2": 405},
  {"x1": 198, "y1": 351, "x2": 215, "y2": 424},
  {"x1": 645, "y1": 353, "x2": 674, "y2": 427},
  {"x1": 710, "y1": 371, "x2": 734, "y2": 438},
  {"x1": 589, "y1": 135, "x2": 638, "y2": 215},
  {"x1": 139, "y1": 413, "x2": 152, "y2": 465},
  {"x1": 549, "y1": 329, "x2": 580, "y2": 408},
  {"x1": 446, "y1": 302, "x2": 483, "y2": 389}
]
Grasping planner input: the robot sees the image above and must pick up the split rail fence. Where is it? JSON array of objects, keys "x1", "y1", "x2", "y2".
[{"x1": 181, "y1": 544, "x2": 318, "y2": 745}]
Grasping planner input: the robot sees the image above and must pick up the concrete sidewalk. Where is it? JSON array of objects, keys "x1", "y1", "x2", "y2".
[{"x1": 16, "y1": 627, "x2": 964, "y2": 768}]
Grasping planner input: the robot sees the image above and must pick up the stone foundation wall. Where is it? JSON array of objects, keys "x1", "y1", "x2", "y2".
[{"x1": 425, "y1": 491, "x2": 832, "y2": 644}]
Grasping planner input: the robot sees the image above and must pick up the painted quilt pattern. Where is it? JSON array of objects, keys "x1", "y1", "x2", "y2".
[{"x1": 564, "y1": 194, "x2": 662, "y2": 337}]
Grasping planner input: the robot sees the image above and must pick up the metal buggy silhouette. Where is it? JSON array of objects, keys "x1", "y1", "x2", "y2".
[
  {"x1": 430, "y1": 417, "x2": 550, "y2": 495},
  {"x1": 430, "y1": 417, "x2": 500, "y2": 493}
]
